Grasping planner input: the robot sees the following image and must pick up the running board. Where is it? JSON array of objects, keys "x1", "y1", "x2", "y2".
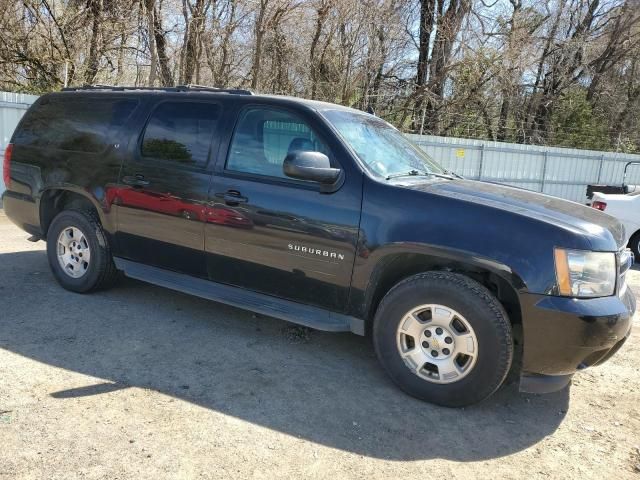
[{"x1": 114, "y1": 258, "x2": 365, "y2": 335}]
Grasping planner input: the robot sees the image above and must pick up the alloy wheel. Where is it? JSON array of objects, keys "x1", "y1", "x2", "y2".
[
  {"x1": 56, "y1": 226, "x2": 91, "y2": 279},
  {"x1": 396, "y1": 304, "x2": 478, "y2": 384}
]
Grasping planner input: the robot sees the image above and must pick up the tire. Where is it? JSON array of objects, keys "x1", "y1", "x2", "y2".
[
  {"x1": 628, "y1": 232, "x2": 640, "y2": 259},
  {"x1": 373, "y1": 271, "x2": 513, "y2": 407},
  {"x1": 46, "y1": 209, "x2": 119, "y2": 293}
]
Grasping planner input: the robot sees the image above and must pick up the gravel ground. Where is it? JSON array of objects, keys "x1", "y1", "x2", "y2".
[{"x1": 1, "y1": 210, "x2": 639, "y2": 479}]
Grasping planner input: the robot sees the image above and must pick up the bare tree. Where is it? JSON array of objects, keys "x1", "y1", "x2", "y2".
[
  {"x1": 181, "y1": 0, "x2": 212, "y2": 84},
  {"x1": 0, "y1": 0, "x2": 639, "y2": 151}
]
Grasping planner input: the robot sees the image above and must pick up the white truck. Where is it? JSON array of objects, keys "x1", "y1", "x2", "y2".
[
  {"x1": 590, "y1": 161, "x2": 640, "y2": 256},
  {"x1": 591, "y1": 190, "x2": 640, "y2": 255}
]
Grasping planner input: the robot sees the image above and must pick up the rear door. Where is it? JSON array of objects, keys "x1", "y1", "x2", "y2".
[
  {"x1": 205, "y1": 104, "x2": 363, "y2": 312},
  {"x1": 114, "y1": 98, "x2": 221, "y2": 277}
]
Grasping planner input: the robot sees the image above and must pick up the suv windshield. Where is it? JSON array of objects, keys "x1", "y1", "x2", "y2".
[{"x1": 321, "y1": 109, "x2": 445, "y2": 178}]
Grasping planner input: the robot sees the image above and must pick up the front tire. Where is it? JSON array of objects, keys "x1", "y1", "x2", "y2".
[
  {"x1": 373, "y1": 272, "x2": 513, "y2": 407},
  {"x1": 46, "y1": 209, "x2": 119, "y2": 293}
]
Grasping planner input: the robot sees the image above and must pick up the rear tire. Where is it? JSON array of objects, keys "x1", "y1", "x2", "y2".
[
  {"x1": 373, "y1": 271, "x2": 513, "y2": 407},
  {"x1": 46, "y1": 209, "x2": 119, "y2": 293},
  {"x1": 628, "y1": 232, "x2": 640, "y2": 258}
]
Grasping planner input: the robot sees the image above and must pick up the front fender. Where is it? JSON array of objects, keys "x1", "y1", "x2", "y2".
[{"x1": 348, "y1": 242, "x2": 527, "y2": 320}]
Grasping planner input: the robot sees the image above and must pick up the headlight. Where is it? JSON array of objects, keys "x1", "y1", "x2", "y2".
[{"x1": 554, "y1": 248, "x2": 616, "y2": 297}]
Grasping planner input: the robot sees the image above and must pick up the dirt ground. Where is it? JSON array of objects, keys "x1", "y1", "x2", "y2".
[{"x1": 0, "y1": 209, "x2": 639, "y2": 480}]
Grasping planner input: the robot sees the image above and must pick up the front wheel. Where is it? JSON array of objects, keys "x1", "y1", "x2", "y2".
[{"x1": 373, "y1": 272, "x2": 513, "y2": 407}]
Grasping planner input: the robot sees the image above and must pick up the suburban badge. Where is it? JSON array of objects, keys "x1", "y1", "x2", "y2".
[{"x1": 288, "y1": 243, "x2": 345, "y2": 260}]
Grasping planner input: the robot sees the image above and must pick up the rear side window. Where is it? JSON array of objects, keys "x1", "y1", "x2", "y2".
[
  {"x1": 141, "y1": 102, "x2": 220, "y2": 167},
  {"x1": 14, "y1": 97, "x2": 137, "y2": 153}
]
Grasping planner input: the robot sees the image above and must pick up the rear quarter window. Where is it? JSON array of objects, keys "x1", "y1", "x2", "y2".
[{"x1": 13, "y1": 97, "x2": 138, "y2": 153}]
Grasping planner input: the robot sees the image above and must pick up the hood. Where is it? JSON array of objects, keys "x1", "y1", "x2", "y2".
[{"x1": 402, "y1": 179, "x2": 626, "y2": 251}]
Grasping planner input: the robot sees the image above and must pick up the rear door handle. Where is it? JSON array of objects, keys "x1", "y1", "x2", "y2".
[
  {"x1": 219, "y1": 190, "x2": 248, "y2": 205},
  {"x1": 122, "y1": 174, "x2": 150, "y2": 187}
]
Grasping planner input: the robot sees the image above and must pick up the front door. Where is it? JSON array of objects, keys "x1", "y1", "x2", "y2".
[
  {"x1": 205, "y1": 105, "x2": 362, "y2": 312},
  {"x1": 114, "y1": 99, "x2": 221, "y2": 277}
]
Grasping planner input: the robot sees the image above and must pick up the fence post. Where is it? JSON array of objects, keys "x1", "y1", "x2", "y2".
[
  {"x1": 596, "y1": 154, "x2": 604, "y2": 183},
  {"x1": 478, "y1": 144, "x2": 485, "y2": 181},
  {"x1": 540, "y1": 151, "x2": 548, "y2": 193}
]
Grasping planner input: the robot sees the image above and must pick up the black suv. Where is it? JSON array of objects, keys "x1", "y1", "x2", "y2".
[{"x1": 2, "y1": 86, "x2": 635, "y2": 407}]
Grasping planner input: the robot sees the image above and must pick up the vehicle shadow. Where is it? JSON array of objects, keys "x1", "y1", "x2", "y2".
[{"x1": 0, "y1": 250, "x2": 568, "y2": 461}]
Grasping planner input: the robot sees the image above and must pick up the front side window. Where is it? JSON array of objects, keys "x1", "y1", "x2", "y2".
[
  {"x1": 141, "y1": 102, "x2": 220, "y2": 166},
  {"x1": 321, "y1": 109, "x2": 444, "y2": 178},
  {"x1": 226, "y1": 107, "x2": 329, "y2": 179}
]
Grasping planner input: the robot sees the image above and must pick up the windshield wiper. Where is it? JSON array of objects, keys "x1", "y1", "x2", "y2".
[
  {"x1": 386, "y1": 170, "x2": 456, "y2": 181},
  {"x1": 386, "y1": 169, "x2": 430, "y2": 180},
  {"x1": 443, "y1": 169, "x2": 464, "y2": 179},
  {"x1": 429, "y1": 172, "x2": 457, "y2": 180}
]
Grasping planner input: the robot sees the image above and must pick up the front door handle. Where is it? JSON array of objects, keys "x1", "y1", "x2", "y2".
[
  {"x1": 219, "y1": 190, "x2": 248, "y2": 205},
  {"x1": 122, "y1": 174, "x2": 150, "y2": 187}
]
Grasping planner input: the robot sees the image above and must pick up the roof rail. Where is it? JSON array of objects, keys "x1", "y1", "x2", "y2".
[
  {"x1": 175, "y1": 84, "x2": 253, "y2": 95},
  {"x1": 61, "y1": 84, "x2": 253, "y2": 95}
]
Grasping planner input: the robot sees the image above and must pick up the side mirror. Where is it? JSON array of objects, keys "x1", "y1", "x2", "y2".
[{"x1": 283, "y1": 151, "x2": 341, "y2": 184}]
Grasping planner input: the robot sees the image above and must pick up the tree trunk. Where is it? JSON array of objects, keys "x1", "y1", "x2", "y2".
[
  {"x1": 424, "y1": 0, "x2": 471, "y2": 133},
  {"x1": 183, "y1": 0, "x2": 209, "y2": 85},
  {"x1": 214, "y1": 0, "x2": 238, "y2": 87},
  {"x1": 310, "y1": 2, "x2": 329, "y2": 99},
  {"x1": 611, "y1": 58, "x2": 640, "y2": 147},
  {"x1": 496, "y1": 95, "x2": 510, "y2": 141},
  {"x1": 153, "y1": 6, "x2": 174, "y2": 86},
  {"x1": 84, "y1": 0, "x2": 103, "y2": 84},
  {"x1": 496, "y1": 1, "x2": 522, "y2": 142},
  {"x1": 115, "y1": 26, "x2": 126, "y2": 84},
  {"x1": 521, "y1": 0, "x2": 564, "y2": 142},
  {"x1": 251, "y1": 0, "x2": 268, "y2": 90},
  {"x1": 416, "y1": 0, "x2": 436, "y2": 87},
  {"x1": 145, "y1": 0, "x2": 158, "y2": 86},
  {"x1": 368, "y1": 24, "x2": 386, "y2": 112}
]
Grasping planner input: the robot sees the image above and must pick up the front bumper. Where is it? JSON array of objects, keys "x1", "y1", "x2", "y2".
[{"x1": 519, "y1": 287, "x2": 635, "y2": 394}]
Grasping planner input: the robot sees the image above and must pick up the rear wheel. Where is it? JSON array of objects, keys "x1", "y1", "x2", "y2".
[
  {"x1": 373, "y1": 271, "x2": 513, "y2": 407},
  {"x1": 46, "y1": 209, "x2": 119, "y2": 293}
]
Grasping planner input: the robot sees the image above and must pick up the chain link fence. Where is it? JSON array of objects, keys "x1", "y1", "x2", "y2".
[{"x1": 1, "y1": 92, "x2": 639, "y2": 203}]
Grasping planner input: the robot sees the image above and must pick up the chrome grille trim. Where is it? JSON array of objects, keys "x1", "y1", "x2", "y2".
[{"x1": 618, "y1": 248, "x2": 633, "y2": 296}]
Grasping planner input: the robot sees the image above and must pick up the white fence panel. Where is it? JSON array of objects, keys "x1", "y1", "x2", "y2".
[
  {"x1": 0, "y1": 92, "x2": 38, "y2": 195},
  {"x1": 408, "y1": 134, "x2": 640, "y2": 203}
]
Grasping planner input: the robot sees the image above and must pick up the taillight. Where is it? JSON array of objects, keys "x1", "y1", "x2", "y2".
[
  {"x1": 592, "y1": 200, "x2": 607, "y2": 211},
  {"x1": 3, "y1": 143, "x2": 13, "y2": 189}
]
